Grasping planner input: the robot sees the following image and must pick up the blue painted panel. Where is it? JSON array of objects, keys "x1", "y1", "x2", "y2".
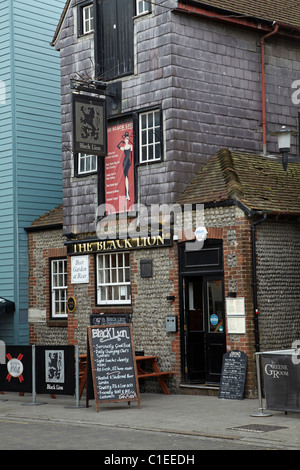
[{"x1": 0, "y1": 0, "x2": 65, "y2": 345}]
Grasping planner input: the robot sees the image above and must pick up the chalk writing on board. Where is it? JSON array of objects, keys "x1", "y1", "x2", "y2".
[
  {"x1": 88, "y1": 325, "x2": 140, "y2": 410},
  {"x1": 218, "y1": 350, "x2": 247, "y2": 400}
]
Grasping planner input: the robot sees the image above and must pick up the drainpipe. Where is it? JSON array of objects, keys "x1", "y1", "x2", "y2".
[
  {"x1": 251, "y1": 214, "x2": 267, "y2": 352},
  {"x1": 260, "y1": 23, "x2": 279, "y2": 155}
]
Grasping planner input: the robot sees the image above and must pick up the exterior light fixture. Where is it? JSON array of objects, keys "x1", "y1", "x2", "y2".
[{"x1": 273, "y1": 125, "x2": 295, "y2": 171}]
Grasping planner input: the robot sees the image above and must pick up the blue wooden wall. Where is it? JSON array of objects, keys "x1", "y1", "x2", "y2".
[{"x1": 0, "y1": 0, "x2": 64, "y2": 344}]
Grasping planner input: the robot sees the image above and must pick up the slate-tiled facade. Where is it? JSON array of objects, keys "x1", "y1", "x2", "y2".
[{"x1": 53, "y1": 0, "x2": 300, "y2": 235}]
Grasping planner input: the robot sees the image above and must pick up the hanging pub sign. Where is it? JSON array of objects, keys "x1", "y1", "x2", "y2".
[
  {"x1": 72, "y1": 94, "x2": 107, "y2": 156},
  {"x1": 0, "y1": 346, "x2": 32, "y2": 393},
  {"x1": 35, "y1": 346, "x2": 75, "y2": 395}
]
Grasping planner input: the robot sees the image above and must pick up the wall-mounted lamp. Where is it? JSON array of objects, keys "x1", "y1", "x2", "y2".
[
  {"x1": 272, "y1": 126, "x2": 296, "y2": 171},
  {"x1": 166, "y1": 296, "x2": 175, "y2": 302}
]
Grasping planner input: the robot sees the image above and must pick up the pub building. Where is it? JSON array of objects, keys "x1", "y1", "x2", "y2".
[
  {"x1": 27, "y1": 148, "x2": 300, "y2": 397},
  {"x1": 27, "y1": 0, "x2": 300, "y2": 398}
]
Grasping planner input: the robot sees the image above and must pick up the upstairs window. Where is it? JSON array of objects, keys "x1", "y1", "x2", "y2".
[
  {"x1": 139, "y1": 109, "x2": 162, "y2": 163},
  {"x1": 136, "y1": 0, "x2": 151, "y2": 15},
  {"x1": 78, "y1": 1, "x2": 94, "y2": 36},
  {"x1": 83, "y1": 4, "x2": 94, "y2": 34},
  {"x1": 78, "y1": 153, "x2": 97, "y2": 175}
]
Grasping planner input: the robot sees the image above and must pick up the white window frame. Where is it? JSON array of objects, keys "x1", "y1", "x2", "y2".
[
  {"x1": 97, "y1": 252, "x2": 131, "y2": 305},
  {"x1": 51, "y1": 259, "x2": 68, "y2": 319},
  {"x1": 136, "y1": 0, "x2": 151, "y2": 15},
  {"x1": 78, "y1": 153, "x2": 97, "y2": 175},
  {"x1": 139, "y1": 109, "x2": 162, "y2": 163},
  {"x1": 82, "y1": 4, "x2": 94, "y2": 35}
]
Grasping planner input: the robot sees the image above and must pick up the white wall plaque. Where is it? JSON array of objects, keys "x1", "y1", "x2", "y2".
[{"x1": 71, "y1": 255, "x2": 89, "y2": 284}]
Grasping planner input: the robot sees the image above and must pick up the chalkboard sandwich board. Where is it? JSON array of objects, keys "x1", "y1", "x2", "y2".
[
  {"x1": 88, "y1": 324, "x2": 141, "y2": 411},
  {"x1": 218, "y1": 350, "x2": 247, "y2": 400}
]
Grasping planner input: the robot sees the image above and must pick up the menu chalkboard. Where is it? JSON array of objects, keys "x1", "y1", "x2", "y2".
[
  {"x1": 90, "y1": 314, "x2": 130, "y2": 326},
  {"x1": 88, "y1": 324, "x2": 141, "y2": 411},
  {"x1": 218, "y1": 350, "x2": 247, "y2": 400}
]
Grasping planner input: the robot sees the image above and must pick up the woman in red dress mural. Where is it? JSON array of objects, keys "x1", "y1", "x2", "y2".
[{"x1": 117, "y1": 131, "x2": 133, "y2": 201}]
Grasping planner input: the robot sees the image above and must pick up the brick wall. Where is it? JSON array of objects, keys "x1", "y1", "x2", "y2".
[
  {"x1": 28, "y1": 229, "x2": 68, "y2": 345},
  {"x1": 28, "y1": 205, "x2": 260, "y2": 395},
  {"x1": 203, "y1": 206, "x2": 257, "y2": 395}
]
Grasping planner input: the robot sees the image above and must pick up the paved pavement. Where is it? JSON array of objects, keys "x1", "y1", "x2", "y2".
[{"x1": 0, "y1": 391, "x2": 299, "y2": 450}]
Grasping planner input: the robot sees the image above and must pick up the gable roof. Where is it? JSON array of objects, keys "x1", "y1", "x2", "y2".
[
  {"x1": 51, "y1": 0, "x2": 71, "y2": 47},
  {"x1": 177, "y1": 148, "x2": 300, "y2": 215},
  {"x1": 179, "y1": 1, "x2": 300, "y2": 31}
]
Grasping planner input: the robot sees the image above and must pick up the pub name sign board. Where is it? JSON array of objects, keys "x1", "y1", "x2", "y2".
[
  {"x1": 67, "y1": 235, "x2": 172, "y2": 255},
  {"x1": 72, "y1": 94, "x2": 106, "y2": 156}
]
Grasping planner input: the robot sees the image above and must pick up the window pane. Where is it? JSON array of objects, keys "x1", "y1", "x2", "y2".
[
  {"x1": 148, "y1": 145, "x2": 153, "y2": 160},
  {"x1": 155, "y1": 111, "x2": 160, "y2": 126},
  {"x1": 155, "y1": 143, "x2": 161, "y2": 159},
  {"x1": 148, "y1": 129, "x2": 153, "y2": 144}
]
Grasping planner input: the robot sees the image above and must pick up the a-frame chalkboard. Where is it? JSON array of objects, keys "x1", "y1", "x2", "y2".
[
  {"x1": 87, "y1": 324, "x2": 141, "y2": 411},
  {"x1": 218, "y1": 350, "x2": 247, "y2": 400}
]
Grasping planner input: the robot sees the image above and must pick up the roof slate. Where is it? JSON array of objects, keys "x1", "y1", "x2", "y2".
[
  {"x1": 177, "y1": 148, "x2": 300, "y2": 214},
  {"x1": 30, "y1": 204, "x2": 63, "y2": 228},
  {"x1": 183, "y1": 0, "x2": 300, "y2": 29}
]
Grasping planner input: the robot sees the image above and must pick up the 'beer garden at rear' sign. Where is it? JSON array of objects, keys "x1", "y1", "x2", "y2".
[{"x1": 72, "y1": 94, "x2": 107, "y2": 156}]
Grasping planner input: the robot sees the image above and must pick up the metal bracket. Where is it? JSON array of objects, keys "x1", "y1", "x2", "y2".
[{"x1": 70, "y1": 79, "x2": 122, "y2": 116}]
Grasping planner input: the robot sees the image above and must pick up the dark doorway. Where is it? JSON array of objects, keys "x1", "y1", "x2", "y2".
[
  {"x1": 179, "y1": 241, "x2": 226, "y2": 384},
  {"x1": 183, "y1": 276, "x2": 225, "y2": 383}
]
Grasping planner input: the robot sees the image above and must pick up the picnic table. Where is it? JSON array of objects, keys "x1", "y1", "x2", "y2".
[{"x1": 78, "y1": 354, "x2": 172, "y2": 397}]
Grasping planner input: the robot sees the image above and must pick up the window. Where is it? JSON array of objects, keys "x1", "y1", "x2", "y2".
[
  {"x1": 139, "y1": 109, "x2": 162, "y2": 163},
  {"x1": 97, "y1": 252, "x2": 131, "y2": 304},
  {"x1": 136, "y1": 0, "x2": 151, "y2": 15},
  {"x1": 78, "y1": 2, "x2": 94, "y2": 36},
  {"x1": 78, "y1": 153, "x2": 97, "y2": 175},
  {"x1": 82, "y1": 4, "x2": 94, "y2": 34},
  {"x1": 51, "y1": 259, "x2": 68, "y2": 318}
]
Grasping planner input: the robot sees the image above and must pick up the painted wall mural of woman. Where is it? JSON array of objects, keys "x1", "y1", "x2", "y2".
[
  {"x1": 117, "y1": 131, "x2": 133, "y2": 201},
  {"x1": 105, "y1": 122, "x2": 135, "y2": 213}
]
